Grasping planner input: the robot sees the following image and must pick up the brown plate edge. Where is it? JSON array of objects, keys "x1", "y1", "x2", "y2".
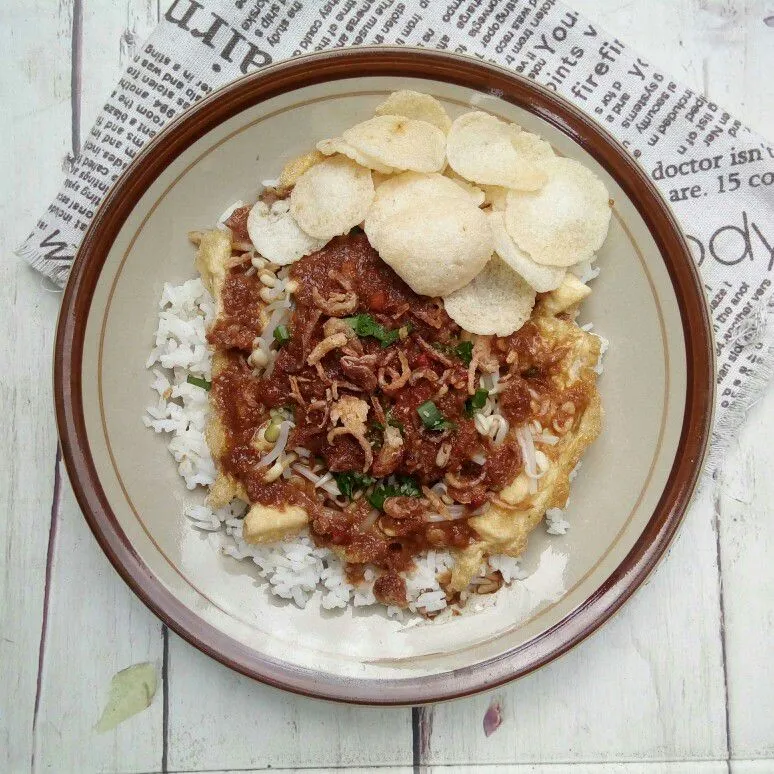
[{"x1": 53, "y1": 47, "x2": 715, "y2": 705}]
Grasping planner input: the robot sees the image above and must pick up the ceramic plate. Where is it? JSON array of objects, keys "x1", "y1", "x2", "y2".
[{"x1": 55, "y1": 49, "x2": 714, "y2": 704}]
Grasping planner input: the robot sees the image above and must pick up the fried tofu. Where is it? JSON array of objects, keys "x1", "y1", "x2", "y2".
[
  {"x1": 537, "y1": 273, "x2": 592, "y2": 316},
  {"x1": 451, "y1": 314, "x2": 603, "y2": 591},
  {"x1": 243, "y1": 503, "x2": 309, "y2": 544},
  {"x1": 194, "y1": 229, "x2": 231, "y2": 312}
]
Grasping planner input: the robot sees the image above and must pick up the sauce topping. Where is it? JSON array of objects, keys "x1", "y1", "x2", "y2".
[{"x1": 208, "y1": 232, "x2": 586, "y2": 603}]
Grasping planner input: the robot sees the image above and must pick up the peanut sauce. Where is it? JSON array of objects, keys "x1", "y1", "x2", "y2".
[{"x1": 208, "y1": 232, "x2": 578, "y2": 604}]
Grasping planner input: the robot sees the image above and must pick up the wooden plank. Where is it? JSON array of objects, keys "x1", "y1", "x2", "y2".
[
  {"x1": 424, "y1": 765, "x2": 729, "y2": 774},
  {"x1": 0, "y1": 2, "x2": 73, "y2": 771},
  {"x1": 179, "y1": 769, "x2": 413, "y2": 774},
  {"x1": 156, "y1": 767, "x2": 726, "y2": 774},
  {"x1": 422, "y1": 483, "x2": 727, "y2": 765},
  {"x1": 731, "y1": 762, "x2": 774, "y2": 774},
  {"x1": 165, "y1": 631, "x2": 413, "y2": 771},
  {"x1": 718, "y1": 385, "x2": 774, "y2": 759},
  {"x1": 32, "y1": 480, "x2": 165, "y2": 773},
  {"x1": 30, "y1": 2, "x2": 166, "y2": 773}
]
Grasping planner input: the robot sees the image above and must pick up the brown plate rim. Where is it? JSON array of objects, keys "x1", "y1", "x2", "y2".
[{"x1": 54, "y1": 47, "x2": 715, "y2": 705}]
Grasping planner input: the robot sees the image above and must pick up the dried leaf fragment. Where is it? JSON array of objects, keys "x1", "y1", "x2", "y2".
[{"x1": 95, "y1": 662, "x2": 157, "y2": 733}]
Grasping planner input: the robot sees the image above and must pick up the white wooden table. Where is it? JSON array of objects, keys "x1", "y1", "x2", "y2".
[{"x1": 3, "y1": 2, "x2": 774, "y2": 772}]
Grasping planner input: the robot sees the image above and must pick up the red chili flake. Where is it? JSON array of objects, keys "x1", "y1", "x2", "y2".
[
  {"x1": 224, "y1": 206, "x2": 251, "y2": 242},
  {"x1": 369, "y1": 291, "x2": 388, "y2": 311}
]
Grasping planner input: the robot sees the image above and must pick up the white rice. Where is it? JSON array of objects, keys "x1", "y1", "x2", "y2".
[
  {"x1": 571, "y1": 259, "x2": 601, "y2": 284},
  {"x1": 143, "y1": 279, "x2": 217, "y2": 489},
  {"x1": 545, "y1": 507, "x2": 571, "y2": 535},
  {"x1": 142, "y1": 276, "x2": 599, "y2": 617}
]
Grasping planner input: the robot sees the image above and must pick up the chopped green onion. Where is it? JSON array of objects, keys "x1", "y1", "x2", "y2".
[
  {"x1": 333, "y1": 471, "x2": 375, "y2": 500},
  {"x1": 367, "y1": 475, "x2": 422, "y2": 510},
  {"x1": 273, "y1": 324, "x2": 291, "y2": 346},
  {"x1": 332, "y1": 471, "x2": 421, "y2": 509},
  {"x1": 455, "y1": 340, "x2": 474, "y2": 366},
  {"x1": 471, "y1": 388, "x2": 489, "y2": 409},
  {"x1": 394, "y1": 474, "x2": 421, "y2": 498},
  {"x1": 346, "y1": 313, "x2": 379, "y2": 337},
  {"x1": 433, "y1": 339, "x2": 474, "y2": 366},
  {"x1": 385, "y1": 410, "x2": 404, "y2": 433},
  {"x1": 379, "y1": 330, "x2": 400, "y2": 347},
  {"x1": 366, "y1": 422, "x2": 384, "y2": 450},
  {"x1": 186, "y1": 375, "x2": 211, "y2": 391},
  {"x1": 417, "y1": 400, "x2": 456, "y2": 432},
  {"x1": 465, "y1": 388, "x2": 489, "y2": 417},
  {"x1": 367, "y1": 488, "x2": 389, "y2": 511},
  {"x1": 344, "y1": 313, "x2": 402, "y2": 347}
]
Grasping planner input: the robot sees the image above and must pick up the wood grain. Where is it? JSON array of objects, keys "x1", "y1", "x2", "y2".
[
  {"x1": 423, "y1": 484, "x2": 727, "y2": 765},
  {"x1": 27, "y1": 3, "x2": 165, "y2": 773},
  {"x1": 32, "y1": 481, "x2": 164, "y2": 773},
  {"x1": 719, "y1": 388, "x2": 774, "y2": 759},
  {"x1": 166, "y1": 632, "x2": 412, "y2": 771},
  {"x1": 0, "y1": 3, "x2": 72, "y2": 771},
  {"x1": 424, "y1": 766, "x2": 729, "y2": 774},
  {"x1": 731, "y1": 761, "x2": 774, "y2": 774},
  {"x1": 185, "y1": 769, "x2": 414, "y2": 774}
]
